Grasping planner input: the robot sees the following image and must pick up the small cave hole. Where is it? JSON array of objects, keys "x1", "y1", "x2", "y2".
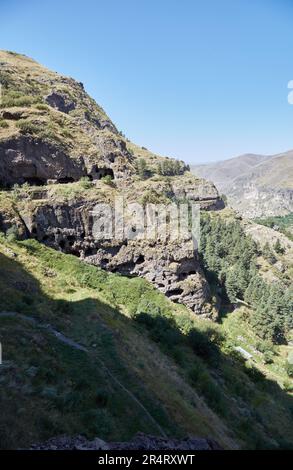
[
  {"x1": 57, "y1": 177, "x2": 75, "y2": 184},
  {"x1": 23, "y1": 177, "x2": 46, "y2": 186},
  {"x1": 91, "y1": 166, "x2": 114, "y2": 180},
  {"x1": 166, "y1": 288, "x2": 184, "y2": 297},
  {"x1": 59, "y1": 240, "x2": 66, "y2": 249},
  {"x1": 136, "y1": 255, "x2": 145, "y2": 264}
]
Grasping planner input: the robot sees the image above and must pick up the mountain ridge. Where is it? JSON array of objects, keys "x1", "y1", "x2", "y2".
[
  {"x1": 0, "y1": 51, "x2": 292, "y2": 450},
  {"x1": 191, "y1": 150, "x2": 293, "y2": 217}
]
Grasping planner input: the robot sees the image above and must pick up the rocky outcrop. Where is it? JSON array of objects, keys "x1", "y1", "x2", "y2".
[
  {"x1": 0, "y1": 50, "x2": 225, "y2": 317},
  {"x1": 86, "y1": 239, "x2": 212, "y2": 316},
  {"x1": 171, "y1": 178, "x2": 225, "y2": 210},
  {"x1": 45, "y1": 92, "x2": 76, "y2": 114},
  {"x1": 30, "y1": 432, "x2": 221, "y2": 450},
  {"x1": 0, "y1": 136, "x2": 86, "y2": 187},
  {"x1": 19, "y1": 199, "x2": 213, "y2": 316},
  {"x1": 0, "y1": 133, "x2": 134, "y2": 186},
  {"x1": 227, "y1": 184, "x2": 293, "y2": 219}
]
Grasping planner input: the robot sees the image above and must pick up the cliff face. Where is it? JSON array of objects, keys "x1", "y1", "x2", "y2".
[{"x1": 0, "y1": 50, "x2": 224, "y2": 316}]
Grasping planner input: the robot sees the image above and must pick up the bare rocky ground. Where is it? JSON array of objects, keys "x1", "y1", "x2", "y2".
[{"x1": 30, "y1": 432, "x2": 221, "y2": 450}]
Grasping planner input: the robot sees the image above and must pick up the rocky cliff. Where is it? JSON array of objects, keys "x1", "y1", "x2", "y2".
[{"x1": 0, "y1": 50, "x2": 224, "y2": 316}]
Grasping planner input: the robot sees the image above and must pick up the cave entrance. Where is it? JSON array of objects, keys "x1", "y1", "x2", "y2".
[
  {"x1": 91, "y1": 166, "x2": 114, "y2": 180},
  {"x1": 57, "y1": 177, "x2": 75, "y2": 184},
  {"x1": 22, "y1": 177, "x2": 46, "y2": 186}
]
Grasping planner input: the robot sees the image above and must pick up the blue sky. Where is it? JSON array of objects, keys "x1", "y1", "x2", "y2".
[{"x1": 1, "y1": 0, "x2": 293, "y2": 163}]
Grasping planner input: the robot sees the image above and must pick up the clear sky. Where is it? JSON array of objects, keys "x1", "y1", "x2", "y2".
[{"x1": 1, "y1": 0, "x2": 293, "y2": 163}]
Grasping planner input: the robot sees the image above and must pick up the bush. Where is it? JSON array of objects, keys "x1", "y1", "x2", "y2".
[
  {"x1": 79, "y1": 176, "x2": 93, "y2": 190},
  {"x1": 0, "y1": 119, "x2": 9, "y2": 128},
  {"x1": 188, "y1": 361, "x2": 205, "y2": 384},
  {"x1": 255, "y1": 340, "x2": 275, "y2": 354},
  {"x1": 0, "y1": 91, "x2": 41, "y2": 108},
  {"x1": 274, "y1": 239, "x2": 285, "y2": 254},
  {"x1": 197, "y1": 371, "x2": 226, "y2": 414},
  {"x1": 135, "y1": 158, "x2": 149, "y2": 179},
  {"x1": 286, "y1": 352, "x2": 293, "y2": 378},
  {"x1": 101, "y1": 175, "x2": 114, "y2": 186},
  {"x1": 16, "y1": 119, "x2": 40, "y2": 134},
  {"x1": 263, "y1": 351, "x2": 274, "y2": 364},
  {"x1": 6, "y1": 225, "x2": 19, "y2": 242},
  {"x1": 35, "y1": 103, "x2": 48, "y2": 111},
  {"x1": 283, "y1": 380, "x2": 293, "y2": 392},
  {"x1": 188, "y1": 328, "x2": 220, "y2": 365},
  {"x1": 11, "y1": 182, "x2": 31, "y2": 201}
]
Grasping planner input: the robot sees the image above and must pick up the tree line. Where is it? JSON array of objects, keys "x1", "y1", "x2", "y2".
[{"x1": 199, "y1": 213, "x2": 292, "y2": 343}]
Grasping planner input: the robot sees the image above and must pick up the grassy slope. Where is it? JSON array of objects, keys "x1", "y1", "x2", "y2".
[{"x1": 0, "y1": 235, "x2": 292, "y2": 449}]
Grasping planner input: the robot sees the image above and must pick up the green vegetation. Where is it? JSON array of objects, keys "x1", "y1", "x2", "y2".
[
  {"x1": 16, "y1": 119, "x2": 41, "y2": 135},
  {"x1": 262, "y1": 242, "x2": 277, "y2": 264},
  {"x1": 135, "y1": 158, "x2": 150, "y2": 179},
  {"x1": 254, "y1": 213, "x2": 293, "y2": 241},
  {"x1": 79, "y1": 176, "x2": 93, "y2": 190},
  {"x1": 101, "y1": 175, "x2": 115, "y2": 186},
  {"x1": 0, "y1": 120, "x2": 9, "y2": 128},
  {"x1": 0, "y1": 235, "x2": 292, "y2": 449},
  {"x1": 157, "y1": 159, "x2": 184, "y2": 176},
  {"x1": 0, "y1": 91, "x2": 42, "y2": 108},
  {"x1": 200, "y1": 213, "x2": 292, "y2": 343}
]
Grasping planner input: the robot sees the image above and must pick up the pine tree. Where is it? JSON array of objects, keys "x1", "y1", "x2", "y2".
[
  {"x1": 136, "y1": 158, "x2": 148, "y2": 179},
  {"x1": 274, "y1": 238, "x2": 285, "y2": 254}
]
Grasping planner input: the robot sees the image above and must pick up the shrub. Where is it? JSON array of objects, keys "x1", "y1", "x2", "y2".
[
  {"x1": 35, "y1": 103, "x2": 48, "y2": 111},
  {"x1": 274, "y1": 239, "x2": 285, "y2": 254},
  {"x1": 135, "y1": 158, "x2": 149, "y2": 179},
  {"x1": 263, "y1": 351, "x2": 274, "y2": 364},
  {"x1": 139, "y1": 189, "x2": 169, "y2": 206},
  {"x1": 188, "y1": 361, "x2": 205, "y2": 384},
  {"x1": 101, "y1": 175, "x2": 114, "y2": 186},
  {"x1": 79, "y1": 176, "x2": 93, "y2": 190},
  {"x1": 286, "y1": 352, "x2": 293, "y2": 378},
  {"x1": 16, "y1": 119, "x2": 40, "y2": 134},
  {"x1": 11, "y1": 182, "x2": 31, "y2": 201},
  {"x1": 187, "y1": 328, "x2": 220, "y2": 365},
  {"x1": 283, "y1": 380, "x2": 293, "y2": 393},
  {"x1": 1, "y1": 94, "x2": 41, "y2": 108},
  {"x1": 255, "y1": 340, "x2": 275, "y2": 354},
  {"x1": 157, "y1": 159, "x2": 183, "y2": 176},
  {"x1": 0, "y1": 119, "x2": 9, "y2": 128},
  {"x1": 6, "y1": 225, "x2": 19, "y2": 242}
]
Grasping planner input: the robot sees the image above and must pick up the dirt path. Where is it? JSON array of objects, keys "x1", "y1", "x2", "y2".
[{"x1": 0, "y1": 311, "x2": 166, "y2": 437}]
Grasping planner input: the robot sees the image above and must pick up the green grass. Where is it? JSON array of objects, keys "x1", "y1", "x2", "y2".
[
  {"x1": 0, "y1": 120, "x2": 9, "y2": 128},
  {"x1": 0, "y1": 235, "x2": 292, "y2": 449}
]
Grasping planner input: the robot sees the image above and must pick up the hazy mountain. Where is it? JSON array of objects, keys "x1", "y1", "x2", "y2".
[{"x1": 192, "y1": 151, "x2": 293, "y2": 218}]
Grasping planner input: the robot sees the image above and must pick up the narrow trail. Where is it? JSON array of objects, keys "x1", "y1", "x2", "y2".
[{"x1": 0, "y1": 311, "x2": 167, "y2": 438}]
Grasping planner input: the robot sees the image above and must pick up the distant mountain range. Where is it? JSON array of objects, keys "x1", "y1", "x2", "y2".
[{"x1": 191, "y1": 151, "x2": 293, "y2": 218}]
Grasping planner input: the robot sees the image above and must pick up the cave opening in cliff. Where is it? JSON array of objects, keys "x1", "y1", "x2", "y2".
[
  {"x1": 179, "y1": 270, "x2": 196, "y2": 280},
  {"x1": 59, "y1": 240, "x2": 66, "y2": 249},
  {"x1": 166, "y1": 288, "x2": 184, "y2": 297},
  {"x1": 22, "y1": 177, "x2": 46, "y2": 186},
  {"x1": 136, "y1": 255, "x2": 145, "y2": 264},
  {"x1": 91, "y1": 166, "x2": 114, "y2": 180},
  {"x1": 57, "y1": 177, "x2": 75, "y2": 184}
]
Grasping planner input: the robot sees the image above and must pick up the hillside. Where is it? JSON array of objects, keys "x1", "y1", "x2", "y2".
[
  {"x1": 0, "y1": 51, "x2": 292, "y2": 450},
  {"x1": 191, "y1": 151, "x2": 293, "y2": 218},
  {"x1": 0, "y1": 235, "x2": 292, "y2": 450}
]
